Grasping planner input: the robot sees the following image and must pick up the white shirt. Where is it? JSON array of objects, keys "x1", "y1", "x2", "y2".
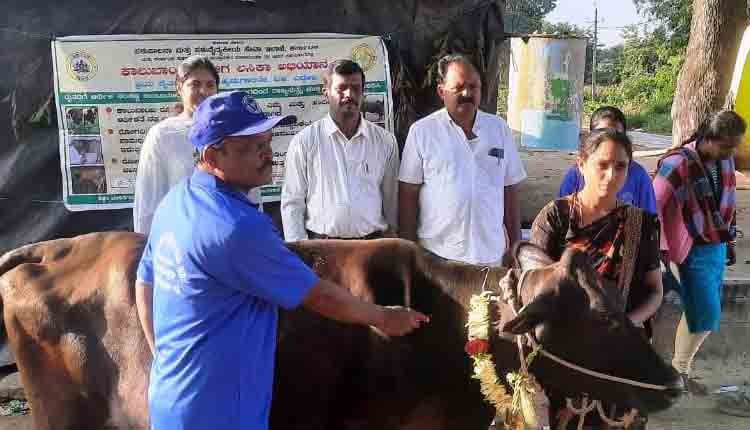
[
  {"x1": 134, "y1": 116, "x2": 195, "y2": 235},
  {"x1": 133, "y1": 116, "x2": 262, "y2": 235},
  {"x1": 399, "y1": 109, "x2": 527, "y2": 264},
  {"x1": 281, "y1": 114, "x2": 399, "y2": 241}
]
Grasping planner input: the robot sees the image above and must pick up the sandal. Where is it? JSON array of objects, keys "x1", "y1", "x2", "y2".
[{"x1": 680, "y1": 373, "x2": 709, "y2": 396}]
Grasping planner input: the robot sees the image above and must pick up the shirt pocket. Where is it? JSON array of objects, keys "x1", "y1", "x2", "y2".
[
  {"x1": 352, "y1": 158, "x2": 382, "y2": 197},
  {"x1": 424, "y1": 154, "x2": 459, "y2": 185},
  {"x1": 475, "y1": 150, "x2": 504, "y2": 188}
]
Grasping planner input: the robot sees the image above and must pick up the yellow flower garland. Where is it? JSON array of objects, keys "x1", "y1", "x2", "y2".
[
  {"x1": 466, "y1": 291, "x2": 543, "y2": 430},
  {"x1": 467, "y1": 292, "x2": 514, "y2": 411}
]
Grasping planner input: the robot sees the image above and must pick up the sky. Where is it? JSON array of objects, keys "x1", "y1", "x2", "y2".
[{"x1": 545, "y1": 0, "x2": 643, "y2": 47}]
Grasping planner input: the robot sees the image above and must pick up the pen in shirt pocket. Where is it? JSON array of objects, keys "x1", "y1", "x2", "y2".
[{"x1": 488, "y1": 147, "x2": 504, "y2": 165}]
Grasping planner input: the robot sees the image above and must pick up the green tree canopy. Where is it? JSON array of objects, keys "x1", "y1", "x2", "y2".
[
  {"x1": 633, "y1": 0, "x2": 693, "y2": 48},
  {"x1": 504, "y1": 0, "x2": 558, "y2": 33}
]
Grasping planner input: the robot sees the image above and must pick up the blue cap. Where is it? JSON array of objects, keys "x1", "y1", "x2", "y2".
[{"x1": 189, "y1": 91, "x2": 297, "y2": 150}]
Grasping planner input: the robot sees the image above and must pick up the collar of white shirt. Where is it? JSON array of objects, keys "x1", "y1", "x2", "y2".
[
  {"x1": 322, "y1": 113, "x2": 370, "y2": 141},
  {"x1": 441, "y1": 108, "x2": 483, "y2": 137}
]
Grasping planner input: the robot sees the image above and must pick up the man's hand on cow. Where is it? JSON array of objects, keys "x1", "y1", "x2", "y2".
[{"x1": 373, "y1": 306, "x2": 430, "y2": 337}]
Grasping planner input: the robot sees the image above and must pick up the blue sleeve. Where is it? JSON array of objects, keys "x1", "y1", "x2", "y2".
[
  {"x1": 228, "y1": 217, "x2": 319, "y2": 309},
  {"x1": 136, "y1": 236, "x2": 155, "y2": 284},
  {"x1": 632, "y1": 162, "x2": 657, "y2": 214},
  {"x1": 558, "y1": 166, "x2": 583, "y2": 198}
]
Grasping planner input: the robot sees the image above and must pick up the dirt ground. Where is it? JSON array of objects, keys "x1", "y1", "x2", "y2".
[{"x1": 1, "y1": 148, "x2": 748, "y2": 430}]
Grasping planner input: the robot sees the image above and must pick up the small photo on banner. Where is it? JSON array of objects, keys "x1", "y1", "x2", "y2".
[
  {"x1": 65, "y1": 106, "x2": 101, "y2": 135},
  {"x1": 363, "y1": 94, "x2": 385, "y2": 126},
  {"x1": 68, "y1": 136, "x2": 104, "y2": 166},
  {"x1": 70, "y1": 166, "x2": 107, "y2": 195}
]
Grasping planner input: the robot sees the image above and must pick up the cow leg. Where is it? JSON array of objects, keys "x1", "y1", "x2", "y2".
[
  {"x1": 8, "y1": 326, "x2": 102, "y2": 430},
  {"x1": 398, "y1": 393, "x2": 492, "y2": 430},
  {"x1": 399, "y1": 396, "x2": 448, "y2": 430},
  {"x1": 2, "y1": 271, "x2": 110, "y2": 429},
  {"x1": 272, "y1": 312, "x2": 363, "y2": 430}
]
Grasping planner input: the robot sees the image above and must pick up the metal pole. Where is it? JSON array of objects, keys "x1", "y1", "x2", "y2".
[{"x1": 592, "y1": 6, "x2": 598, "y2": 100}]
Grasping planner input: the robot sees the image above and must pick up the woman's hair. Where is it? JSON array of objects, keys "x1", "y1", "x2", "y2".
[
  {"x1": 590, "y1": 106, "x2": 626, "y2": 131},
  {"x1": 175, "y1": 55, "x2": 220, "y2": 88},
  {"x1": 579, "y1": 128, "x2": 633, "y2": 161},
  {"x1": 681, "y1": 110, "x2": 747, "y2": 146}
]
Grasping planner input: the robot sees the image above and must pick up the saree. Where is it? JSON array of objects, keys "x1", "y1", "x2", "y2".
[{"x1": 531, "y1": 195, "x2": 661, "y2": 310}]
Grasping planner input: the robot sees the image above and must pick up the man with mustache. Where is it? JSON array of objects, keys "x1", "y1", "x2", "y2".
[
  {"x1": 281, "y1": 60, "x2": 400, "y2": 241},
  {"x1": 399, "y1": 54, "x2": 527, "y2": 265},
  {"x1": 135, "y1": 90, "x2": 428, "y2": 430}
]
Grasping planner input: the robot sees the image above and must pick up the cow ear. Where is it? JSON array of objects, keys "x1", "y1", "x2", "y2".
[
  {"x1": 514, "y1": 242, "x2": 554, "y2": 271},
  {"x1": 559, "y1": 249, "x2": 599, "y2": 290},
  {"x1": 559, "y1": 248, "x2": 617, "y2": 311},
  {"x1": 501, "y1": 294, "x2": 556, "y2": 334}
]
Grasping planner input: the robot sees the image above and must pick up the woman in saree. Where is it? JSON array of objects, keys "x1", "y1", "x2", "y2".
[{"x1": 530, "y1": 129, "x2": 663, "y2": 429}]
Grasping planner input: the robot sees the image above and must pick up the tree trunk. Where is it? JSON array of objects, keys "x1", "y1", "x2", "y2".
[{"x1": 671, "y1": 0, "x2": 749, "y2": 147}]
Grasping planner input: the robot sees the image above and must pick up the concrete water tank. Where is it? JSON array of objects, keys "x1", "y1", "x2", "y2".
[{"x1": 507, "y1": 35, "x2": 588, "y2": 151}]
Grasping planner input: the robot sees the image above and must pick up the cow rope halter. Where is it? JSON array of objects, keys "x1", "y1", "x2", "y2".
[
  {"x1": 467, "y1": 268, "x2": 669, "y2": 430},
  {"x1": 500, "y1": 269, "x2": 669, "y2": 391},
  {"x1": 505, "y1": 268, "x2": 671, "y2": 428}
]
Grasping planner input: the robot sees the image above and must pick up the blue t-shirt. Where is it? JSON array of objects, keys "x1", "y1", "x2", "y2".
[
  {"x1": 137, "y1": 169, "x2": 318, "y2": 430},
  {"x1": 558, "y1": 161, "x2": 657, "y2": 214}
]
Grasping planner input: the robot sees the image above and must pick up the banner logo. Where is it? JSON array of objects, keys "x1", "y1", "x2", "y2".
[
  {"x1": 351, "y1": 44, "x2": 377, "y2": 72},
  {"x1": 66, "y1": 51, "x2": 99, "y2": 82}
]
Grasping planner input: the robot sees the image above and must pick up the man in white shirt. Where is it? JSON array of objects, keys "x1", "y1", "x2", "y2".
[
  {"x1": 398, "y1": 54, "x2": 527, "y2": 265},
  {"x1": 281, "y1": 60, "x2": 399, "y2": 241}
]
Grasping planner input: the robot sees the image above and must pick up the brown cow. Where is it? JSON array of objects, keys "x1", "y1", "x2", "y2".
[{"x1": 0, "y1": 232, "x2": 682, "y2": 430}]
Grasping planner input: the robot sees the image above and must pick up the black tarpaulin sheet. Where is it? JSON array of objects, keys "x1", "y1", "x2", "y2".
[{"x1": 0, "y1": 0, "x2": 505, "y2": 256}]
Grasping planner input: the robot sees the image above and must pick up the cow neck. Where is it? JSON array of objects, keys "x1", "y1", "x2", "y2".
[
  {"x1": 413, "y1": 252, "x2": 536, "y2": 334},
  {"x1": 419, "y1": 257, "x2": 511, "y2": 311}
]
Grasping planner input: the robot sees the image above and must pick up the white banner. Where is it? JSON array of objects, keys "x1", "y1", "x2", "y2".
[{"x1": 52, "y1": 33, "x2": 393, "y2": 211}]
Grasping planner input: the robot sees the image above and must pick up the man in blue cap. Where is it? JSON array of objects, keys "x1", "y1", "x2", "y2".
[{"x1": 135, "y1": 91, "x2": 429, "y2": 430}]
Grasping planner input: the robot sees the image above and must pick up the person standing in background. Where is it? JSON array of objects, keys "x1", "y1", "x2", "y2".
[
  {"x1": 398, "y1": 54, "x2": 526, "y2": 265},
  {"x1": 654, "y1": 110, "x2": 744, "y2": 397},
  {"x1": 281, "y1": 60, "x2": 399, "y2": 241},
  {"x1": 134, "y1": 55, "x2": 223, "y2": 235}
]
